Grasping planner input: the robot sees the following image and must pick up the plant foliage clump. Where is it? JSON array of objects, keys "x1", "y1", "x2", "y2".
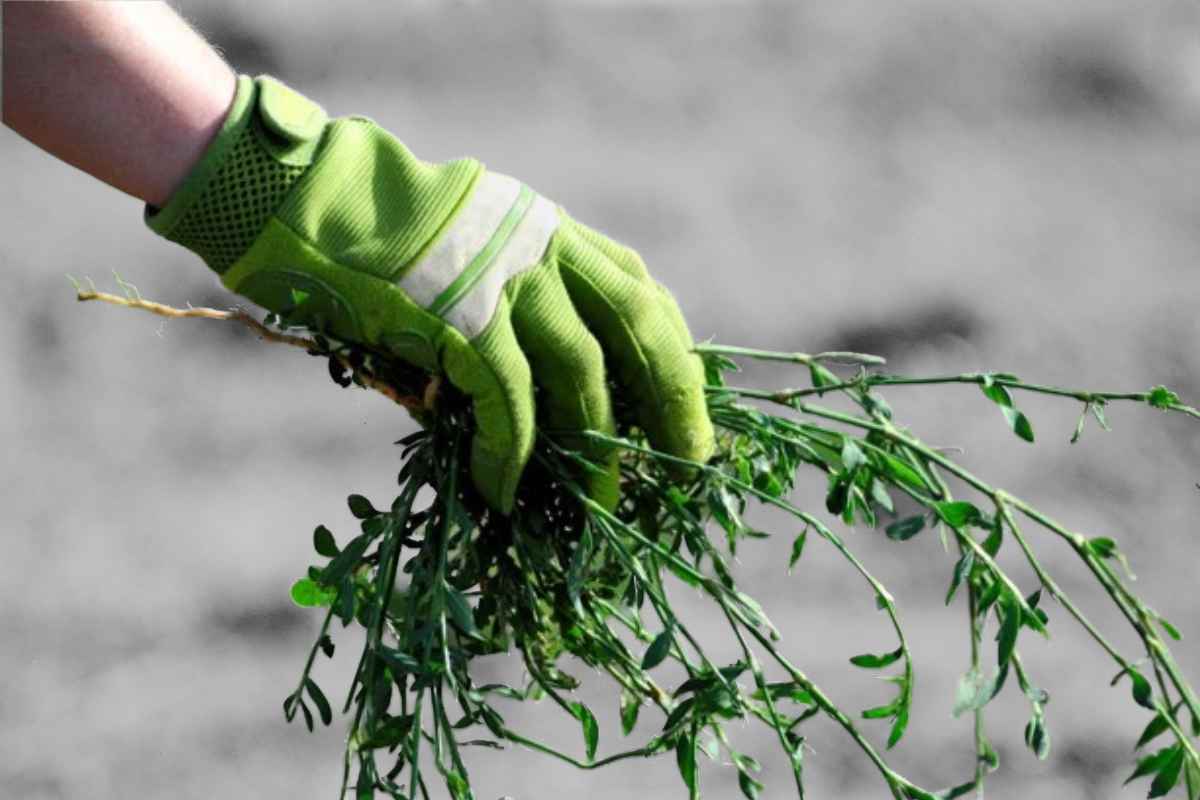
[{"x1": 75, "y1": 280, "x2": 1200, "y2": 800}]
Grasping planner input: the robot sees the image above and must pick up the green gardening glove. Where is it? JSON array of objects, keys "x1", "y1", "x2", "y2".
[{"x1": 146, "y1": 75, "x2": 714, "y2": 513}]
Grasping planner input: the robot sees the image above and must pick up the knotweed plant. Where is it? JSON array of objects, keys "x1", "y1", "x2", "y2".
[{"x1": 75, "y1": 276, "x2": 1200, "y2": 800}]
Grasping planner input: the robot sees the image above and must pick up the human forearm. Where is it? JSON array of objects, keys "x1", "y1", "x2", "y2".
[{"x1": 2, "y1": 0, "x2": 236, "y2": 207}]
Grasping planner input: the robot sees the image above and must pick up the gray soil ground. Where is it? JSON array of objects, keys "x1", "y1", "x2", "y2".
[{"x1": 3, "y1": 1, "x2": 1199, "y2": 798}]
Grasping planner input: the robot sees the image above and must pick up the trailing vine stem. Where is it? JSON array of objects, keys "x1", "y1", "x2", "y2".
[{"x1": 711, "y1": 358, "x2": 1200, "y2": 786}]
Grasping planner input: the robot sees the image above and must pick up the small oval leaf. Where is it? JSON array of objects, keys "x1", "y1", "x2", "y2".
[{"x1": 642, "y1": 630, "x2": 673, "y2": 670}]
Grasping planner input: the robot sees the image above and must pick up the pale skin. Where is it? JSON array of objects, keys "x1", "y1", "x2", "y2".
[{"x1": 2, "y1": 0, "x2": 236, "y2": 208}]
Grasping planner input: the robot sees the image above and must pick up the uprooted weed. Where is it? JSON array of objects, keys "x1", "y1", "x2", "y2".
[{"x1": 77, "y1": 280, "x2": 1200, "y2": 799}]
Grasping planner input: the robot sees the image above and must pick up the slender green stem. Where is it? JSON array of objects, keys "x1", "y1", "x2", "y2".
[
  {"x1": 287, "y1": 607, "x2": 335, "y2": 722},
  {"x1": 696, "y1": 343, "x2": 886, "y2": 366},
  {"x1": 432, "y1": 686, "x2": 471, "y2": 784},
  {"x1": 926, "y1": 465, "x2": 989, "y2": 799},
  {"x1": 500, "y1": 728, "x2": 659, "y2": 769},
  {"x1": 717, "y1": 594, "x2": 806, "y2": 798},
  {"x1": 994, "y1": 498, "x2": 1127, "y2": 669},
  {"x1": 968, "y1": 581, "x2": 987, "y2": 798},
  {"x1": 710, "y1": 372, "x2": 1200, "y2": 420}
]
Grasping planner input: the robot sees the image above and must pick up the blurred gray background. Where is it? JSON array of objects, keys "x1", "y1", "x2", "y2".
[{"x1": 3, "y1": 0, "x2": 1200, "y2": 798}]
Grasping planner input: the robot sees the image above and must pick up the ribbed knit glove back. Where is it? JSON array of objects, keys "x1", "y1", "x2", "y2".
[{"x1": 148, "y1": 75, "x2": 714, "y2": 513}]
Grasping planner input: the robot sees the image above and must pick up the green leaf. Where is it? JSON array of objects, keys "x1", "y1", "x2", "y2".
[
  {"x1": 1129, "y1": 668, "x2": 1155, "y2": 710},
  {"x1": 337, "y1": 578, "x2": 355, "y2": 624},
  {"x1": 290, "y1": 578, "x2": 336, "y2": 608},
  {"x1": 1157, "y1": 615, "x2": 1183, "y2": 641},
  {"x1": 709, "y1": 484, "x2": 743, "y2": 539},
  {"x1": 730, "y1": 750, "x2": 760, "y2": 773},
  {"x1": 945, "y1": 550, "x2": 974, "y2": 606},
  {"x1": 1088, "y1": 536, "x2": 1138, "y2": 581},
  {"x1": 1136, "y1": 711, "x2": 1171, "y2": 750},
  {"x1": 825, "y1": 477, "x2": 850, "y2": 516},
  {"x1": 1128, "y1": 747, "x2": 1179, "y2": 785},
  {"x1": 569, "y1": 702, "x2": 599, "y2": 762},
  {"x1": 978, "y1": 376, "x2": 1035, "y2": 441},
  {"x1": 445, "y1": 771, "x2": 472, "y2": 800},
  {"x1": 283, "y1": 690, "x2": 299, "y2": 720},
  {"x1": 298, "y1": 697, "x2": 314, "y2": 732},
  {"x1": 568, "y1": 525, "x2": 594, "y2": 605},
  {"x1": 862, "y1": 701, "x2": 900, "y2": 720},
  {"x1": 673, "y1": 675, "x2": 717, "y2": 698},
  {"x1": 809, "y1": 362, "x2": 839, "y2": 389},
  {"x1": 936, "y1": 779, "x2": 982, "y2": 800},
  {"x1": 1148, "y1": 385, "x2": 1180, "y2": 410},
  {"x1": 1000, "y1": 406, "x2": 1036, "y2": 443},
  {"x1": 376, "y1": 647, "x2": 424, "y2": 675},
  {"x1": 354, "y1": 764, "x2": 374, "y2": 800},
  {"x1": 1186, "y1": 756, "x2": 1200, "y2": 800},
  {"x1": 934, "y1": 501, "x2": 982, "y2": 529},
  {"x1": 735, "y1": 591, "x2": 778, "y2": 636},
  {"x1": 360, "y1": 713, "x2": 415, "y2": 749},
  {"x1": 880, "y1": 454, "x2": 928, "y2": 492},
  {"x1": 886, "y1": 515, "x2": 925, "y2": 542},
  {"x1": 869, "y1": 479, "x2": 895, "y2": 516},
  {"x1": 1185, "y1": 759, "x2": 1200, "y2": 800},
  {"x1": 318, "y1": 635, "x2": 335, "y2": 658},
  {"x1": 313, "y1": 525, "x2": 339, "y2": 558},
  {"x1": 788, "y1": 528, "x2": 808, "y2": 572},
  {"x1": 738, "y1": 769, "x2": 763, "y2": 800},
  {"x1": 320, "y1": 533, "x2": 370, "y2": 587},
  {"x1": 676, "y1": 733, "x2": 698, "y2": 795},
  {"x1": 979, "y1": 375, "x2": 1013, "y2": 407},
  {"x1": 1021, "y1": 589, "x2": 1049, "y2": 630},
  {"x1": 990, "y1": 662, "x2": 1011, "y2": 703},
  {"x1": 1150, "y1": 747, "x2": 1186, "y2": 797},
  {"x1": 305, "y1": 678, "x2": 333, "y2": 726},
  {"x1": 620, "y1": 691, "x2": 641, "y2": 736},
  {"x1": 347, "y1": 494, "x2": 376, "y2": 519},
  {"x1": 849, "y1": 647, "x2": 904, "y2": 669},
  {"x1": 444, "y1": 585, "x2": 479, "y2": 638},
  {"x1": 981, "y1": 737, "x2": 1000, "y2": 771},
  {"x1": 663, "y1": 697, "x2": 696, "y2": 733},
  {"x1": 982, "y1": 519, "x2": 1004, "y2": 556},
  {"x1": 642, "y1": 629, "x2": 674, "y2": 670},
  {"x1": 887, "y1": 706, "x2": 910, "y2": 749},
  {"x1": 841, "y1": 438, "x2": 867, "y2": 471},
  {"x1": 1024, "y1": 715, "x2": 1050, "y2": 760},
  {"x1": 476, "y1": 683, "x2": 523, "y2": 701},
  {"x1": 997, "y1": 591, "x2": 1020, "y2": 667},
  {"x1": 1070, "y1": 404, "x2": 1088, "y2": 444},
  {"x1": 753, "y1": 682, "x2": 815, "y2": 705},
  {"x1": 976, "y1": 580, "x2": 1001, "y2": 616}
]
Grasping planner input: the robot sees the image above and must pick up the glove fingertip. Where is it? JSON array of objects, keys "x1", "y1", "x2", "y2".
[{"x1": 469, "y1": 445, "x2": 523, "y2": 515}]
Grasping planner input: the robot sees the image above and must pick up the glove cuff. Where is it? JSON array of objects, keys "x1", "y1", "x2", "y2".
[{"x1": 145, "y1": 75, "x2": 328, "y2": 274}]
